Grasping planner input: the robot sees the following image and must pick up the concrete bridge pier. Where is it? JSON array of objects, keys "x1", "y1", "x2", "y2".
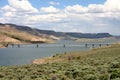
[
  {"x1": 36, "y1": 44, "x2": 39, "y2": 48},
  {"x1": 85, "y1": 44, "x2": 88, "y2": 48},
  {"x1": 92, "y1": 44, "x2": 94, "y2": 48},
  {"x1": 18, "y1": 44, "x2": 20, "y2": 48},
  {"x1": 12, "y1": 44, "x2": 14, "y2": 48},
  {"x1": 99, "y1": 44, "x2": 101, "y2": 47}
]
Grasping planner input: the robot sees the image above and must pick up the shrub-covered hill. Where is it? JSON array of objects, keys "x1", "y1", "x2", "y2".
[{"x1": 0, "y1": 44, "x2": 120, "y2": 80}]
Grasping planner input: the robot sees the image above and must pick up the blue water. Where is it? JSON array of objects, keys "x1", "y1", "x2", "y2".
[{"x1": 0, "y1": 39, "x2": 119, "y2": 66}]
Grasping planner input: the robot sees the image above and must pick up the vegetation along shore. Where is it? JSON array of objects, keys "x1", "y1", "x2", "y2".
[{"x1": 0, "y1": 43, "x2": 119, "y2": 80}]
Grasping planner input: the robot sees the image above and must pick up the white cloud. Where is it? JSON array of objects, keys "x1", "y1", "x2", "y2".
[
  {"x1": 88, "y1": 4, "x2": 104, "y2": 13},
  {"x1": 65, "y1": 5, "x2": 88, "y2": 13},
  {"x1": 0, "y1": 0, "x2": 120, "y2": 35},
  {"x1": 49, "y1": 1, "x2": 60, "y2": 5},
  {"x1": 1, "y1": 5, "x2": 16, "y2": 12},
  {"x1": 104, "y1": 0, "x2": 120, "y2": 11},
  {"x1": 27, "y1": 13, "x2": 67, "y2": 23},
  {"x1": 1, "y1": 5, "x2": 16, "y2": 17},
  {"x1": 8, "y1": 0, "x2": 38, "y2": 13},
  {"x1": 3, "y1": 12, "x2": 13, "y2": 17},
  {"x1": 41, "y1": 6, "x2": 60, "y2": 13},
  {"x1": 0, "y1": 0, "x2": 38, "y2": 24}
]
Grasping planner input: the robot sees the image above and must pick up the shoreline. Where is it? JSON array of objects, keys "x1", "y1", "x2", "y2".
[
  {"x1": 0, "y1": 42, "x2": 120, "y2": 80},
  {"x1": 32, "y1": 43, "x2": 118, "y2": 65},
  {"x1": 0, "y1": 40, "x2": 55, "y2": 48},
  {"x1": 0, "y1": 45, "x2": 5, "y2": 48}
]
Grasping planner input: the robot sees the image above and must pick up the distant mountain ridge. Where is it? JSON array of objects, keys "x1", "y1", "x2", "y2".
[
  {"x1": 65, "y1": 33, "x2": 112, "y2": 39},
  {"x1": 0, "y1": 23, "x2": 113, "y2": 40}
]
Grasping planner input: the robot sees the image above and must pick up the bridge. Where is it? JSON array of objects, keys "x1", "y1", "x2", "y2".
[{"x1": 2, "y1": 43, "x2": 114, "y2": 48}]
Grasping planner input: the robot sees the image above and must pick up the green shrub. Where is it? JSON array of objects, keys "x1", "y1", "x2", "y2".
[
  {"x1": 99, "y1": 73, "x2": 110, "y2": 80},
  {"x1": 0, "y1": 73, "x2": 4, "y2": 78},
  {"x1": 110, "y1": 62, "x2": 120, "y2": 68},
  {"x1": 109, "y1": 68, "x2": 120, "y2": 79},
  {"x1": 76, "y1": 56, "x2": 81, "y2": 60},
  {"x1": 83, "y1": 74, "x2": 98, "y2": 80}
]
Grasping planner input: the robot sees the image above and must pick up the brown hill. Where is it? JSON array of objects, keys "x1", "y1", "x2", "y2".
[{"x1": 0, "y1": 23, "x2": 55, "y2": 47}]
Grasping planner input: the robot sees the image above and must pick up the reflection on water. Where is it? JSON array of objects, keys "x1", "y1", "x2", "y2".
[{"x1": 0, "y1": 39, "x2": 120, "y2": 66}]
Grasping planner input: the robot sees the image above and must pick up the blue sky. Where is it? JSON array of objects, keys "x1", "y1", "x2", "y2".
[
  {"x1": 0, "y1": 0, "x2": 106, "y2": 8},
  {"x1": 29, "y1": 0, "x2": 106, "y2": 8},
  {"x1": 0, "y1": 0, "x2": 120, "y2": 35}
]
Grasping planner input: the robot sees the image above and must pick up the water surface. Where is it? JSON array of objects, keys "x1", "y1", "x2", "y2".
[{"x1": 0, "y1": 39, "x2": 119, "y2": 66}]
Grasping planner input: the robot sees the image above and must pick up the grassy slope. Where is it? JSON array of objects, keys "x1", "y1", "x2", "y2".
[{"x1": 0, "y1": 45, "x2": 120, "y2": 80}]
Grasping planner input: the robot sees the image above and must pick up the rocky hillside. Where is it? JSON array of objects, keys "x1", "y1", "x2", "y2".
[{"x1": 0, "y1": 23, "x2": 56, "y2": 46}]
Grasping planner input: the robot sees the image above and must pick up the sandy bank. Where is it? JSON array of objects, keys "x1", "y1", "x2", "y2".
[
  {"x1": 32, "y1": 58, "x2": 46, "y2": 64},
  {"x1": 32, "y1": 56, "x2": 65, "y2": 65},
  {"x1": 0, "y1": 44, "x2": 5, "y2": 48}
]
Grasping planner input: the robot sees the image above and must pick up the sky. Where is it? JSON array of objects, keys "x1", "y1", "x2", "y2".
[{"x1": 0, "y1": 0, "x2": 120, "y2": 35}]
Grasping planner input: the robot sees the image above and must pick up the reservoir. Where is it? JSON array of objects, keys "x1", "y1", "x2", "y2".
[{"x1": 0, "y1": 39, "x2": 119, "y2": 66}]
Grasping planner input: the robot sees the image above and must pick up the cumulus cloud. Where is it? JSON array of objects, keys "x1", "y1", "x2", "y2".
[
  {"x1": 63, "y1": 0, "x2": 120, "y2": 34},
  {"x1": 0, "y1": 0, "x2": 120, "y2": 35},
  {"x1": 88, "y1": 4, "x2": 104, "y2": 13},
  {"x1": 104, "y1": 0, "x2": 120, "y2": 11},
  {"x1": 8, "y1": 0, "x2": 38, "y2": 13},
  {"x1": 1, "y1": 5, "x2": 16, "y2": 12},
  {"x1": 0, "y1": 0, "x2": 39, "y2": 24},
  {"x1": 41, "y1": 6, "x2": 60, "y2": 13},
  {"x1": 49, "y1": 1, "x2": 60, "y2": 5},
  {"x1": 27, "y1": 13, "x2": 67, "y2": 23},
  {"x1": 65, "y1": 5, "x2": 88, "y2": 13}
]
